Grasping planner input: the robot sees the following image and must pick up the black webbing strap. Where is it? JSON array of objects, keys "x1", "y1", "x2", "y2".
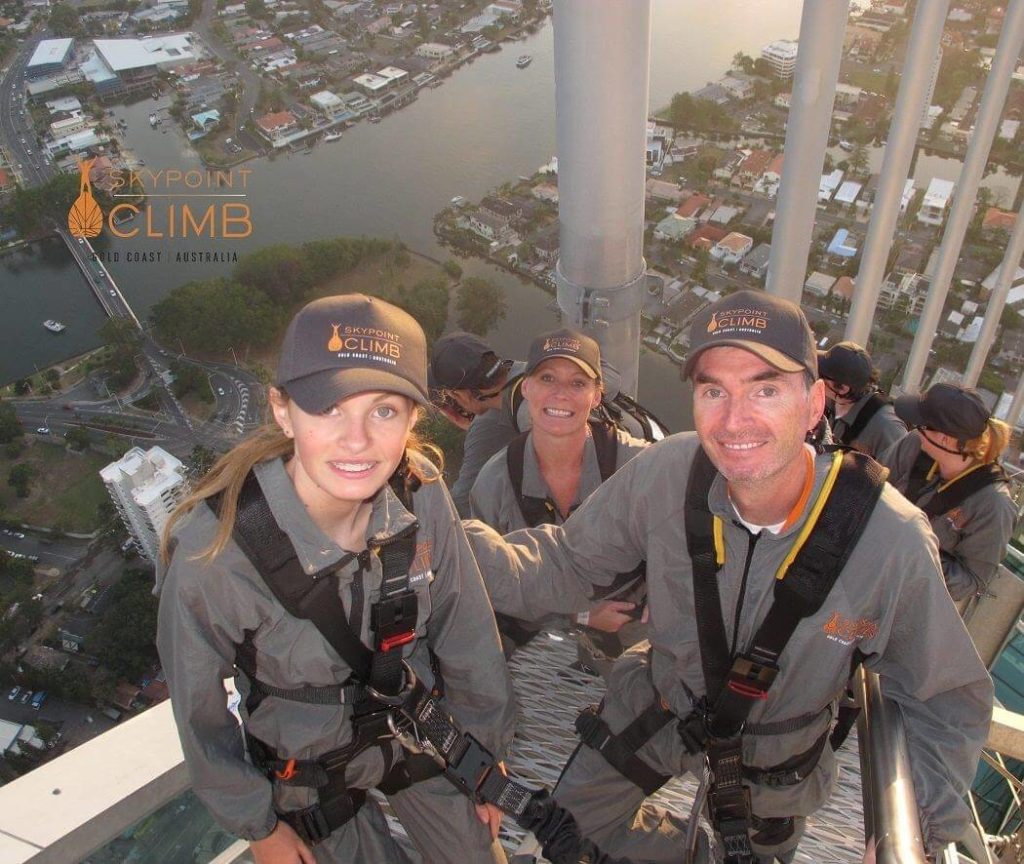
[
  {"x1": 709, "y1": 451, "x2": 886, "y2": 740},
  {"x1": 506, "y1": 420, "x2": 619, "y2": 528},
  {"x1": 574, "y1": 702, "x2": 674, "y2": 795},
  {"x1": 838, "y1": 392, "x2": 888, "y2": 446},
  {"x1": 685, "y1": 447, "x2": 732, "y2": 705},
  {"x1": 227, "y1": 472, "x2": 375, "y2": 681},
  {"x1": 742, "y1": 727, "x2": 830, "y2": 788},
  {"x1": 368, "y1": 522, "x2": 419, "y2": 697},
  {"x1": 684, "y1": 448, "x2": 886, "y2": 862},
  {"x1": 904, "y1": 450, "x2": 934, "y2": 503},
  {"x1": 920, "y1": 462, "x2": 1007, "y2": 519}
]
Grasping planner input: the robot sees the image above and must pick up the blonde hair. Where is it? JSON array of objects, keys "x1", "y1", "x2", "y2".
[
  {"x1": 963, "y1": 417, "x2": 1011, "y2": 465},
  {"x1": 160, "y1": 393, "x2": 441, "y2": 566}
]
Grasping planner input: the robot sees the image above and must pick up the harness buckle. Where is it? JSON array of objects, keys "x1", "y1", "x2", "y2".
[
  {"x1": 372, "y1": 591, "x2": 419, "y2": 651},
  {"x1": 726, "y1": 654, "x2": 778, "y2": 700}
]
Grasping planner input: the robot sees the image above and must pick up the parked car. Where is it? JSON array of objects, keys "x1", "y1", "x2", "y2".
[
  {"x1": 8, "y1": 686, "x2": 20, "y2": 702},
  {"x1": 36, "y1": 426, "x2": 49, "y2": 435},
  {"x1": 30, "y1": 691, "x2": 46, "y2": 710},
  {"x1": 19, "y1": 690, "x2": 32, "y2": 704}
]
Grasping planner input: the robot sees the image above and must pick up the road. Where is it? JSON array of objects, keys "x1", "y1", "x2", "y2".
[{"x1": 0, "y1": 31, "x2": 58, "y2": 187}]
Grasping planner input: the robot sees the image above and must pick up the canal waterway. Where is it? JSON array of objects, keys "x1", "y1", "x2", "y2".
[{"x1": 0, "y1": 0, "x2": 886, "y2": 431}]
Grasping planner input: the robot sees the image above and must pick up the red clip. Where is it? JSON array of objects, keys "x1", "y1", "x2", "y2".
[
  {"x1": 275, "y1": 759, "x2": 297, "y2": 781},
  {"x1": 380, "y1": 631, "x2": 416, "y2": 652},
  {"x1": 727, "y1": 680, "x2": 769, "y2": 700}
]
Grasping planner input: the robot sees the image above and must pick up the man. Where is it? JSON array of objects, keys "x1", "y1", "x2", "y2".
[
  {"x1": 818, "y1": 341, "x2": 906, "y2": 458},
  {"x1": 467, "y1": 290, "x2": 992, "y2": 863},
  {"x1": 430, "y1": 332, "x2": 526, "y2": 516}
]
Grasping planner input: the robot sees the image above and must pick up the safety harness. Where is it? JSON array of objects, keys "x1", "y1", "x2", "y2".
[
  {"x1": 908, "y1": 460, "x2": 1009, "y2": 519},
  {"x1": 498, "y1": 420, "x2": 646, "y2": 657},
  {"x1": 212, "y1": 463, "x2": 442, "y2": 846},
  {"x1": 835, "y1": 392, "x2": 889, "y2": 447},
  {"x1": 574, "y1": 447, "x2": 886, "y2": 863},
  {"x1": 212, "y1": 463, "x2": 640, "y2": 863}
]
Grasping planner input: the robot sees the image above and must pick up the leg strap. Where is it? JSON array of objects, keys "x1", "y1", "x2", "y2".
[{"x1": 574, "y1": 701, "x2": 674, "y2": 796}]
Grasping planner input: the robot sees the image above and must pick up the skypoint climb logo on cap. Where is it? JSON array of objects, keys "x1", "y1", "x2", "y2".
[
  {"x1": 326, "y1": 324, "x2": 404, "y2": 366},
  {"x1": 706, "y1": 307, "x2": 770, "y2": 335},
  {"x1": 543, "y1": 335, "x2": 581, "y2": 353}
]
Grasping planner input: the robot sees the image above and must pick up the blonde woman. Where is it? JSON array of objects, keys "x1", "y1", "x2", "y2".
[
  {"x1": 881, "y1": 383, "x2": 1017, "y2": 602},
  {"x1": 157, "y1": 294, "x2": 513, "y2": 864}
]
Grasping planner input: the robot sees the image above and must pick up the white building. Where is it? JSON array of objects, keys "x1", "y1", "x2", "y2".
[
  {"x1": 309, "y1": 89, "x2": 348, "y2": 121},
  {"x1": 818, "y1": 169, "x2": 844, "y2": 202},
  {"x1": 921, "y1": 45, "x2": 942, "y2": 128},
  {"x1": 918, "y1": 177, "x2": 955, "y2": 226},
  {"x1": 100, "y1": 447, "x2": 188, "y2": 566},
  {"x1": 415, "y1": 42, "x2": 454, "y2": 60},
  {"x1": 761, "y1": 39, "x2": 798, "y2": 79}
]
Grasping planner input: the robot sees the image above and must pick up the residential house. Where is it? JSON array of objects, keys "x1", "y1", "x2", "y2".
[
  {"x1": 739, "y1": 243, "x2": 771, "y2": 279},
  {"x1": 713, "y1": 150, "x2": 745, "y2": 182},
  {"x1": 686, "y1": 224, "x2": 728, "y2": 252},
  {"x1": 710, "y1": 231, "x2": 753, "y2": 265},
  {"x1": 983, "y1": 207, "x2": 1017, "y2": 234},
  {"x1": 255, "y1": 109, "x2": 298, "y2": 145},
  {"x1": 819, "y1": 169, "x2": 844, "y2": 203},
  {"x1": 732, "y1": 148, "x2": 774, "y2": 188},
  {"x1": 654, "y1": 213, "x2": 696, "y2": 242},
  {"x1": 645, "y1": 178, "x2": 684, "y2": 203},
  {"x1": 532, "y1": 183, "x2": 559, "y2": 204},
  {"x1": 833, "y1": 276, "x2": 855, "y2": 302},
  {"x1": 833, "y1": 181, "x2": 862, "y2": 207},
  {"x1": 918, "y1": 177, "x2": 954, "y2": 226},
  {"x1": 804, "y1": 271, "x2": 836, "y2": 297},
  {"x1": 675, "y1": 192, "x2": 712, "y2": 220},
  {"x1": 532, "y1": 231, "x2": 559, "y2": 263},
  {"x1": 479, "y1": 195, "x2": 522, "y2": 226},
  {"x1": 719, "y1": 73, "x2": 754, "y2": 100},
  {"x1": 309, "y1": 89, "x2": 352, "y2": 122},
  {"x1": 879, "y1": 272, "x2": 928, "y2": 314},
  {"x1": 468, "y1": 210, "x2": 513, "y2": 243}
]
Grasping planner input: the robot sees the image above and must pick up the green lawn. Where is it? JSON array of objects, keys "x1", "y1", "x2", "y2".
[{"x1": 0, "y1": 441, "x2": 111, "y2": 533}]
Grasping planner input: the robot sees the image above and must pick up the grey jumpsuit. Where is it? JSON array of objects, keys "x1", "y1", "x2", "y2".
[
  {"x1": 157, "y1": 456, "x2": 516, "y2": 864},
  {"x1": 466, "y1": 433, "x2": 993, "y2": 860},
  {"x1": 880, "y1": 431, "x2": 1017, "y2": 602}
]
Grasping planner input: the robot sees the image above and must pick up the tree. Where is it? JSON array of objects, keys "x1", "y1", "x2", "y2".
[
  {"x1": 848, "y1": 142, "x2": 869, "y2": 177},
  {"x1": 0, "y1": 402, "x2": 23, "y2": 444},
  {"x1": 8, "y1": 463, "x2": 34, "y2": 498},
  {"x1": 442, "y1": 259, "x2": 463, "y2": 280},
  {"x1": 89, "y1": 570, "x2": 159, "y2": 680},
  {"x1": 455, "y1": 277, "x2": 507, "y2": 336},
  {"x1": 190, "y1": 444, "x2": 218, "y2": 479},
  {"x1": 64, "y1": 426, "x2": 91, "y2": 451},
  {"x1": 48, "y1": 2, "x2": 83, "y2": 36},
  {"x1": 395, "y1": 276, "x2": 450, "y2": 343}
]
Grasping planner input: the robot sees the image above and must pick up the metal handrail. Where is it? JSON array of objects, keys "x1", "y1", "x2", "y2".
[{"x1": 856, "y1": 666, "x2": 929, "y2": 863}]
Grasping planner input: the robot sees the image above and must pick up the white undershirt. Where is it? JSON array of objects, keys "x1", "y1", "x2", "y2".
[{"x1": 731, "y1": 509, "x2": 786, "y2": 536}]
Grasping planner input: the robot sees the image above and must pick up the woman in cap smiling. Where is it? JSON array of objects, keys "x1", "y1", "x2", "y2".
[
  {"x1": 156, "y1": 294, "x2": 513, "y2": 864},
  {"x1": 469, "y1": 328, "x2": 648, "y2": 672},
  {"x1": 880, "y1": 382, "x2": 1016, "y2": 603}
]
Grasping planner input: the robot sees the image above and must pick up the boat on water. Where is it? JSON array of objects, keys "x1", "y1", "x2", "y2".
[
  {"x1": 516, "y1": 54, "x2": 533, "y2": 68},
  {"x1": 148, "y1": 113, "x2": 158, "y2": 127},
  {"x1": 43, "y1": 320, "x2": 66, "y2": 333},
  {"x1": 323, "y1": 131, "x2": 342, "y2": 142},
  {"x1": 369, "y1": 115, "x2": 381, "y2": 124}
]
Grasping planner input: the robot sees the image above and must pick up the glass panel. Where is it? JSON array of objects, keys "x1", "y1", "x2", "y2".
[{"x1": 81, "y1": 789, "x2": 241, "y2": 864}]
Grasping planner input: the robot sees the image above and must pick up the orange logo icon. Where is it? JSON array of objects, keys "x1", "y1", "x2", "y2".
[
  {"x1": 327, "y1": 324, "x2": 343, "y2": 352},
  {"x1": 707, "y1": 312, "x2": 719, "y2": 333},
  {"x1": 68, "y1": 158, "x2": 103, "y2": 239}
]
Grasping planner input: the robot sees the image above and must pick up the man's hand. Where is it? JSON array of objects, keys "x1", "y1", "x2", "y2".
[
  {"x1": 475, "y1": 761, "x2": 506, "y2": 841},
  {"x1": 587, "y1": 600, "x2": 637, "y2": 633},
  {"x1": 250, "y1": 820, "x2": 316, "y2": 864}
]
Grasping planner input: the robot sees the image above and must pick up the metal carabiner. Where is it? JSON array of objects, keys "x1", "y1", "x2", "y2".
[{"x1": 366, "y1": 659, "x2": 418, "y2": 707}]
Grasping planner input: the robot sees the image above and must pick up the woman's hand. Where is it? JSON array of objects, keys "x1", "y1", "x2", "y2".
[
  {"x1": 250, "y1": 820, "x2": 316, "y2": 864},
  {"x1": 587, "y1": 600, "x2": 637, "y2": 633}
]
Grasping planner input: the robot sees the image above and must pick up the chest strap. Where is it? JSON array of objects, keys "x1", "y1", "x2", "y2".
[
  {"x1": 838, "y1": 392, "x2": 888, "y2": 446},
  {"x1": 684, "y1": 446, "x2": 886, "y2": 862},
  {"x1": 920, "y1": 462, "x2": 1007, "y2": 519}
]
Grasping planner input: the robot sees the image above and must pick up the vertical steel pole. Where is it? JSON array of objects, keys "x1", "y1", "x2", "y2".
[
  {"x1": 964, "y1": 202, "x2": 1024, "y2": 386},
  {"x1": 900, "y1": 0, "x2": 1024, "y2": 393},
  {"x1": 766, "y1": 0, "x2": 850, "y2": 303},
  {"x1": 846, "y1": 0, "x2": 950, "y2": 346},
  {"x1": 553, "y1": 0, "x2": 652, "y2": 396},
  {"x1": 1008, "y1": 374, "x2": 1024, "y2": 430}
]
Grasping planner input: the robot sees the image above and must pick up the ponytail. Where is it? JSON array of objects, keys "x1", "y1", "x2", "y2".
[{"x1": 963, "y1": 417, "x2": 1011, "y2": 465}]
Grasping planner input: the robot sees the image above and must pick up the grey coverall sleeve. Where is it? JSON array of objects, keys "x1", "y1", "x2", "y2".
[
  {"x1": 156, "y1": 542, "x2": 279, "y2": 842},
  {"x1": 877, "y1": 430, "x2": 922, "y2": 491},
  {"x1": 464, "y1": 453, "x2": 650, "y2": 621},
  {"x1": 421, "y1": 481, "x2": 517, "y2": 757},
  {"x1": 451, "y1": 411, "x2": 515, "y2": 517},
  {"x1": 864, "y1": 511, "x2": 994, "y2": 851},
  {"x1": 468, "y1": 454, "x2": 507, "y2": 533},
  {"x1": 935, "y1": 493, "x2": 1016, "y2": 602}
]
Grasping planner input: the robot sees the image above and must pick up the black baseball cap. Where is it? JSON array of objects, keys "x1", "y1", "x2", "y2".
[
  {"x1": 430, "y1": 332, "x2": 509, "y2": 391},
  {"x1": 894, "y1": 383, "x2": 990, "y2": 443},
  {"x1": 525, "y1": 328, "x2": 601, "y2": 379},
  {"x1": 818, "y1": 341, "x2": 873, "y2": 390},
  {"x1": 683, "y1": 289, "x2": 817, "y2": 380},
  {"x1": 275, "y1": 294, "x2": 428, "y2": 414}
]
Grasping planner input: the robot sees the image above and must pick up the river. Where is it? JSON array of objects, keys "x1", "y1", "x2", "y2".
[{"x1": 2, "y1": 0, "x2": 815, "y2": 431}]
